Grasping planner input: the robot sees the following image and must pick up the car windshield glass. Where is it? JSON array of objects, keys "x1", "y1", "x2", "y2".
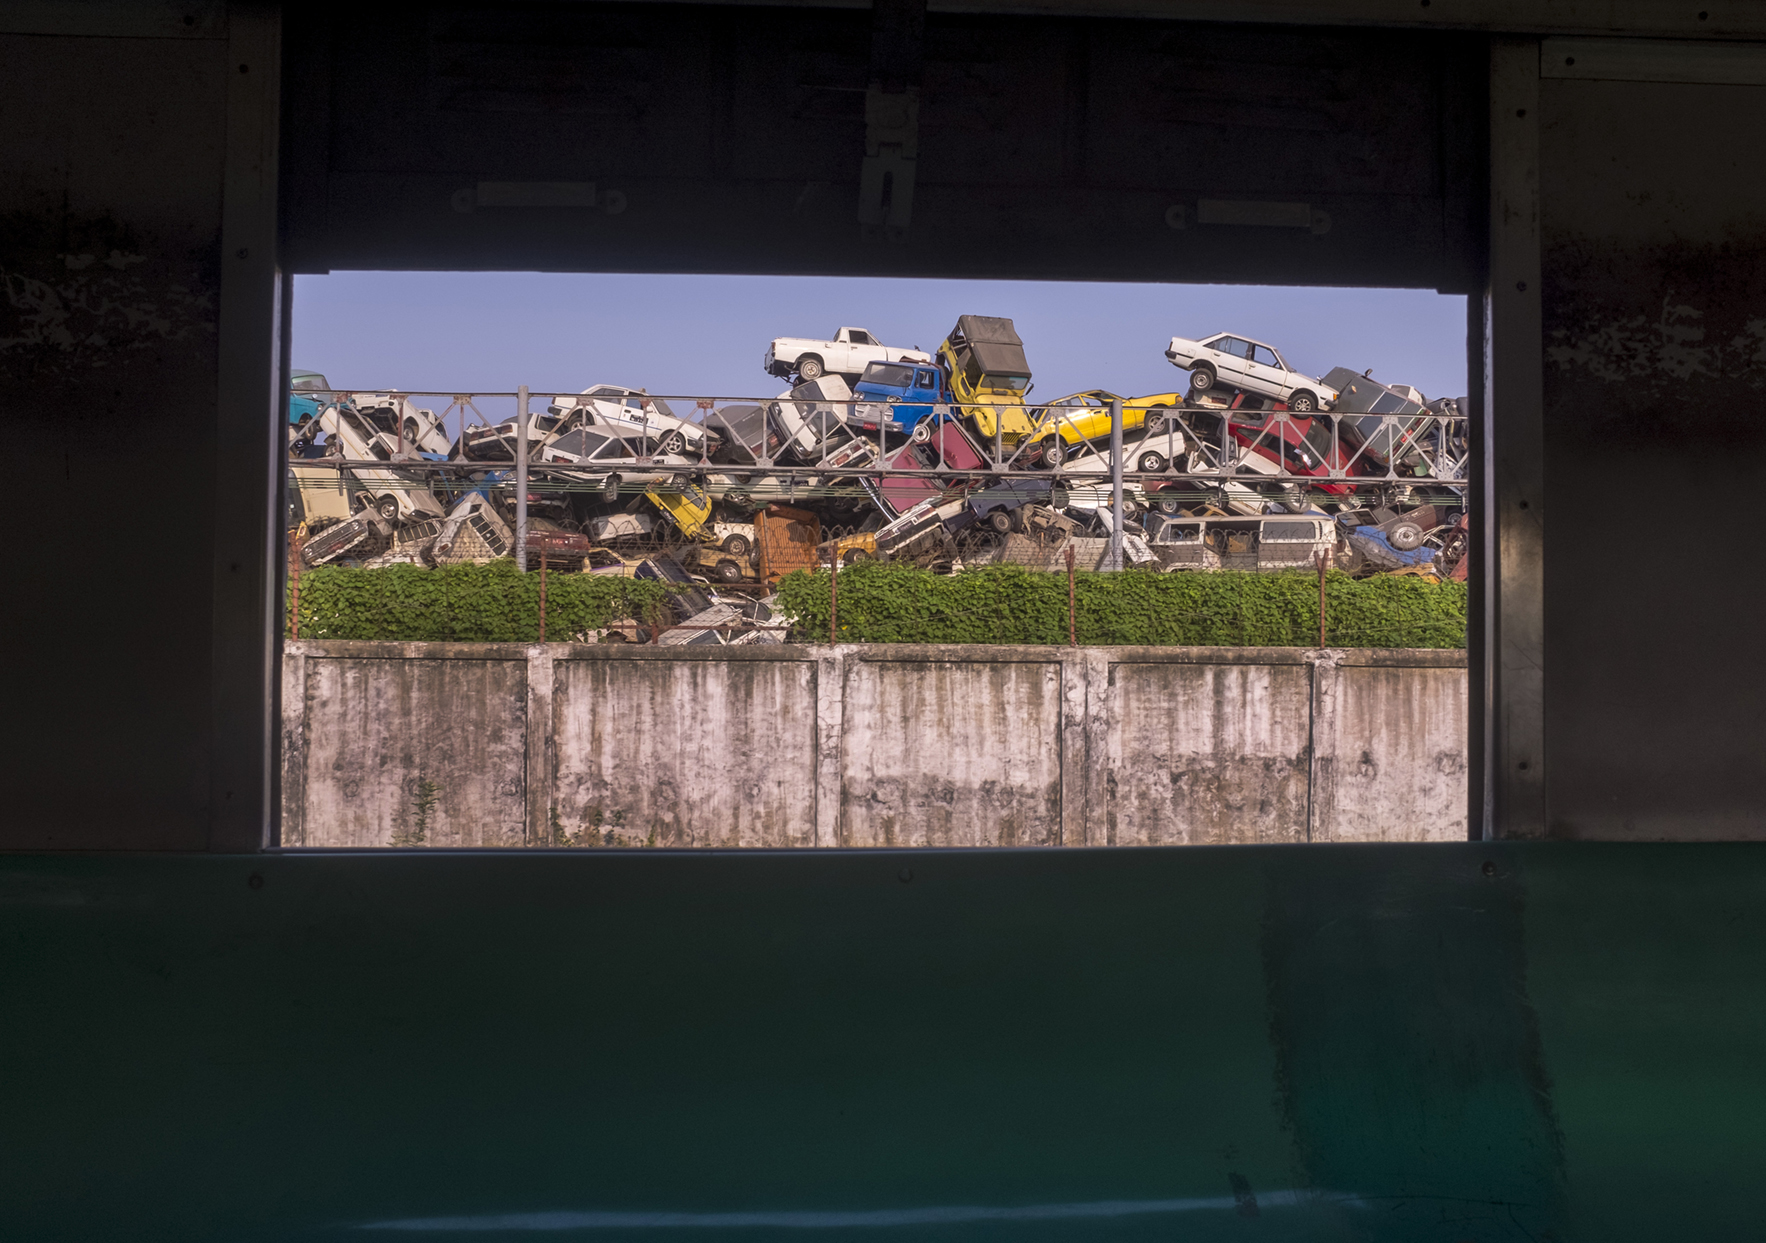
[
  {"x1": 586, "y1": 386, "x2": 627, "y2": 398},
  {"x1": 864, "y1": 362, "x2": 916, "y2": 388},
  {"x1": 985, "y1": 374, "x2": 1031, "y2": 392},
  {"x1": 291, "y1": 373, "x2": 330, "y2": 391}
]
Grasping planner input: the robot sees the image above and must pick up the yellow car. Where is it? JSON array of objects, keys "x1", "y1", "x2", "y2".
[
  {"x1": 643, "y1": 479, "x2": 712, "y2": 538},
  {"x1": 1029, "y1": 390, "x2": 1186, "y2": 467},
  {"x1": 939, "y1": 315, "x2": 1037, "y2": 447}
]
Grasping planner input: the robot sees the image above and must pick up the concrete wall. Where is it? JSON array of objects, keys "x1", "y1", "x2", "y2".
[{"x1": 281, "y1": 643, "x2": 1467, "y2": 848}]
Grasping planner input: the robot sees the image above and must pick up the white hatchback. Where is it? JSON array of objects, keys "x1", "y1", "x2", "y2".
[{"x1": 1165, "y1": 333, "x2": 1339, "y2": 413}]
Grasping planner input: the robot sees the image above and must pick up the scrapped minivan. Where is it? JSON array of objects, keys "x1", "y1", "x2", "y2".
[{"x1": 1142, "y1": 513, "x2": 1338, "y2": 572}]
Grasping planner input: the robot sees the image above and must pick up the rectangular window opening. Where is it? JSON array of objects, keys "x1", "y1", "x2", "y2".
[{"x1": 282, "y1": 273, "x2": 1468, "y2": 850}]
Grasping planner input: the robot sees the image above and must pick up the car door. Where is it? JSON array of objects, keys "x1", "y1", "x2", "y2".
[
  {"x1": 1244, "y1": 344, "x2": 1286, "y2": 400},
  {"x1": 1207, "y1": 337, "x2": 1252, "y2": 390}
]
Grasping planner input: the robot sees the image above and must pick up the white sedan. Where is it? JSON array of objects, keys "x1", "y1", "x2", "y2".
[
  {"x1": 1165, "y1": 333, "x2": 1339, "y2": 413},
  {"x1": 547, "y1": 385, "x2": 718, "y2": 456},
  {"x1": 540, "y1": 427, "x2": 695, "y2": 501}
]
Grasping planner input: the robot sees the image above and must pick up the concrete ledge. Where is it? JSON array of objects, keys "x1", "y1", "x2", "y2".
[{"x1": 281, "y1": 643, "x2": 1468, "y2": 848}]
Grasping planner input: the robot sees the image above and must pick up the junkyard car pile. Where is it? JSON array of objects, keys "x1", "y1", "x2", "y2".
[{"x1": 288, "y1": 321, "x2": 1467, "y2": 639}]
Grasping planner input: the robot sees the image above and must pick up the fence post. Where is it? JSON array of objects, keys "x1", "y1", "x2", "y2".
[
  {"x1": 1316, "y1": 550, "x2": 1328, "y2": 648},
  {"x1": 1066, "y1": 543, "x2": 1077, "y2": 647},
  {"x1": 829, "y1": 545, "x2": 839, "y2": 643},
  {"x1": 515, "y1": 384, "x2": 529, "y2": 571},
  {"x1": 288, "y1": 527, "x2": 304, "y2": 640},
  {"x1": 539, "y1": 538, "x2": 549, "y2": 642}
]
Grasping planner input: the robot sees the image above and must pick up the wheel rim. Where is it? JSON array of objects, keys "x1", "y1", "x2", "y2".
[
  {"x1": 1290, "y1": 394, "x2": 1313, "y2": 412},
  {"x1": 1045, "y1": 438, "x2": 1064, "y2": 465},
  {"x1": 1192, "y1": 369, "x2": 1213, "y2": 390},
  {"x1": 1140, "y1": 454, "x2": 1164, "y2": 472}
]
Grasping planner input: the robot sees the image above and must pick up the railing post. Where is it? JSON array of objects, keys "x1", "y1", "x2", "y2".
[
  {"x1": 1107, "y1": 395, "x2": 1124, "y2": 571},
  {"x1": 515, "y1": 384, "x2": 529, "y2": 572}
]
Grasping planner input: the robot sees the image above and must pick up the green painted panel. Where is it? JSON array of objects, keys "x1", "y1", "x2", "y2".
[{"x1": 2, "y1": 846, "x2": 1760, "y2": 1241}]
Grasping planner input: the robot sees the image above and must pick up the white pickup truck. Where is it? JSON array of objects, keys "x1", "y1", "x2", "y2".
[{"x1": 763, "y1": 327, "x2": 930, "y2": 382}]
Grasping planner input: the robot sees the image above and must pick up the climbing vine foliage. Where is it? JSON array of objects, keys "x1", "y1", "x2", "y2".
[{"x1": 774, "y1": 562, "x2": 1465, "y2": 648}]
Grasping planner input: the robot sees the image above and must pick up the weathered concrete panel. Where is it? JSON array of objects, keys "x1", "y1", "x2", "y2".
[
  {"x1": 1315, "y1": 664, "x2": 1469, "y2": 843},
  {"x1": 551, "y1": 658, "x2": 816, "y2": 848},
  {"x1": 838, "y1": 659, "x2": 1062, "y2": 848},
  {"x1": 282, "y1": 643, "x2": 1465, "y2": 847},
  {"x1": 300, "y1": 658, "x2": 528, "y2": 848},
  {"x1": 1101, "y1": 661, "x2": 1312, "y2": 846}
]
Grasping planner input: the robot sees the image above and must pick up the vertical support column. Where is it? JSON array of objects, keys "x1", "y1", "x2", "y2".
[
  {"x1": 1057, "y1": 648, "x2": 1091, "y2": 846},
  {"x1": 1077, "y1": 649, "x2": 1113, "y2": 846},
  {"x1": 1107, "y1": 396, "x2": 1124, "y2": 571},
  {"x1": 278, "y1": 643, "x2": 309, "y2": 848},
  {"x1": 1485, "y1": 39, "x2": 1547, "y2": 839},
  {"x1": 813, "y1": 649, "x2": 848, "y2": 847},
  {"x1": 210, "y1": 2, "x2": 283, "y2": 852},
  {"x1": 1306, "y1": 650, "x2": 1343, "y2": 844},
  {"x1": 526, "y1": 645, "x2": 555, "y2": 846}
]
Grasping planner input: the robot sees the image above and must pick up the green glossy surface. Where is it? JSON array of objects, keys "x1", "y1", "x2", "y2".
[{"x1": 2, "y1": 845, "x2": 1760, "y2": 1240}]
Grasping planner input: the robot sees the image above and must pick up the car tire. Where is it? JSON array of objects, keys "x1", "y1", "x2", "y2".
[
  {"x1": 1137, "y1": 450, "x2": 1167, "y2": 473},
  {"x1": 1287, "y1": 390, "x2": 1317, "y2": 414},
  {"x1": 911, "y1": 421, "x2": 933, "y2": 444},
  {"x1": 797, "y1": 356, "x2": 824, "y2": 381},
  {"x1": 1387, "y1": 520, "x2": 1425, "y2": 552},
  {"x1": 1190, "y1": 365, "x2": 1217, "y2": 392},
  {"x1": 987, "y1": 510, "x2": 1013, "y2": 534},
  {"x1": 713, "y1": 559, "x2": 743, "y2": 583},
  {"x1": 375, "y1": 495, "x2": 401, "y2": 522},
  {"x1": 1154, "y1": 494, "x2": 1182, "y2": 515},
  {"x1": 722, "y1": 534, "x2": 751, "y2": 557},
  {"x1": 1042, "y1": 436, "x2": 1067, "y2": 468},
  {"x1": 602, "y1": 474, "x2": 621, "y2": 502},
  {"x1": 656, "y1": 430, "x2": 686, "y2": 455},
  {"x1": 1144, "y1": 408, "x2": 1169, "y2": 433},
  {"x1": 841, "y1": 548, "x2": 873, "y2": 566}
]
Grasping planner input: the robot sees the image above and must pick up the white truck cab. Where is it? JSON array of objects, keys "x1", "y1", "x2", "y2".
[{"x1": 763, "y1": 327, "x2": 930, "y2": 382}]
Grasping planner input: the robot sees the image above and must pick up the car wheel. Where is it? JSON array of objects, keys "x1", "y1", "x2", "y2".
[
  {"x1": 797, "y1": 356, "x2": 824, "y2": 381},
  {"x1": 986, "y1": 510, "x2": 1013, "y2": 534},
  {"x1": 1042, "y1": 436, "x2": 1067, "y2": 468},
  {"x1": 602, "y1": 474, "x2": 621, "y2": 502},
  {"x1": 1154, "y1": 494, "x2": 1182, "y2": 515},
  {"x1": 1137, "y1": 450, "x2": 1167, "y2": 473},
  {"x1": 841, "y1": 548, "x2": 873, "y2": 566},
  {"x1": 1144, "y1": 408, "x2": 1168, "y2": 433},
  {"x1": 1287, "y1": 390, "x2": 1317, "y2": 414},
  {"x1": 910, "y1": 421, "x2": 933, "y2": 444},
  {"x1": 713, "y1": 559, "x2": 743, "y2": 583},
  {"x1": 375, "y1": 495, "x2": 401, "y2": 522},
  {"x1": 1190, "y1": 365, "x2": 1217, "y2": 392},
  {"x1": 655, "y1": 430, "x2": 686, "y2": 455},
  {"x1": 722, "y1": 534, "x2": 751, "y2": 557},
  {"x1": 1387, "y1": 520, "x2": 1425, "y2": 552}
]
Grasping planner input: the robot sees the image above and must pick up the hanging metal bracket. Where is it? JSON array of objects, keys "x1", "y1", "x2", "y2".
[{"x1": 859, "y1": 0, "x2": 926, "y2": 242}]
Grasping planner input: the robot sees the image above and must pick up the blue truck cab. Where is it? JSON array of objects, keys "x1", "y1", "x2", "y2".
[{"x1": 851, "y1": 360, "x2": 949, "y2": 437}]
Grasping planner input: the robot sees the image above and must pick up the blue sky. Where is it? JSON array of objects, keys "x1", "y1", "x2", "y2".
[{"x1": 294, "y1": 272, "x2": 1467, "y2": 409}]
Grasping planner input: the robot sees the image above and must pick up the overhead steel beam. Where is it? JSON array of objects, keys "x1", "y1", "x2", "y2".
[{"x1": 595, "y1": 0, "x2": 1766, "y2": 40}]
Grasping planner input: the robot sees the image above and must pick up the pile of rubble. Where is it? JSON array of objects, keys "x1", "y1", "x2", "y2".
[{"x1": 287, "y1": 319, "x2": 1467, "y2": 643}]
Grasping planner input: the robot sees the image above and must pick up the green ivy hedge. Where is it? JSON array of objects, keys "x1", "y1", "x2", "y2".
[
  {"x1": 287, "y1": 559, "x2": 1466, "y2": 648},
  {"x1": 775, "y1": 562, "x2": 1465, "y2": 648},
  {"x1": 288, "y1": 561, "x2": 679, "y2": 642}
]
